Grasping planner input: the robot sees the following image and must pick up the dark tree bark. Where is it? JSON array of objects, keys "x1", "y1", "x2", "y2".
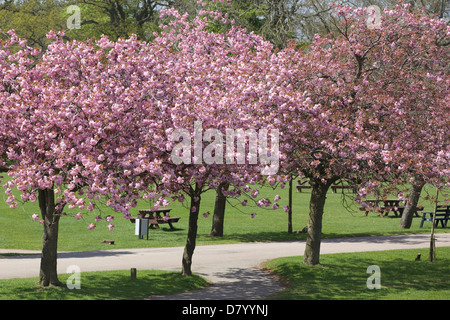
[
  {"x1": 303, "y1": 177, "x2": 336, "y2": 265},
  {"x1": 399, "y1": 177, "x2": 425, "y2": 229},
  {"x1": 209, "y1": 182, "x2": 228, "y2": 237},
  {"x1": 182, "y1": 184, "x2": 201, "y2": 276},
  {"x1": 288, "y1": 178, "x2": 293, "y2": 233},
  {"x1": 38, "y1": 188, "x2": 63, "y2": 287}
]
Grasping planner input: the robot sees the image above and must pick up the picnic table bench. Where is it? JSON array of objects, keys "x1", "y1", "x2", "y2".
[
  {"x1": 358, "y1": 199, "x2": 423, "y2": 218},
  {"x1": 296, "y1": 180, "x2": 357, "y2": 193},
  {"x1": 296, "y1": 180, "x2": 311, "y2": 192},
  {"x1": 419, "y1": 205, "x2": 450, "y2": 228},
  {"x1": 331, "y1": 184, "x2": 357, "y2": 193},
  {"x1": 130, "y1": 209, "x2": 180, "y2": 230}
]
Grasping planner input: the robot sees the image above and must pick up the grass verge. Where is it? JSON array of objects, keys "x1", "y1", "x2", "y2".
[
  {"x1": 0, "y1": 270, "x2": 209, "y2": 300},
  {"x1": 263, "y1": 246, "x2": 450, "y2": 300}
]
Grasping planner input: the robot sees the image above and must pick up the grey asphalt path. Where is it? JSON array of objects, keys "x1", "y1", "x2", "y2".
[{"x1": 1, "y1": 233, "x2": 450, "y2": 299}]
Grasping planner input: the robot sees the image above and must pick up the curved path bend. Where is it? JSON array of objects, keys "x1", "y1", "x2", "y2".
[{"x1": 1, "y1": 233, "x2": 450, "y2": 299}]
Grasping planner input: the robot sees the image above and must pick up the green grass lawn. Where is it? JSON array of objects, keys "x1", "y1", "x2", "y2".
[
  {"x1": 0, "y1": 269, "x2": 209, "y2": 300},
  {"x1": 0, "y1": 176, "x2": 448, "y2": 252},
  {"x1": 1, "y1": 175, "x2": 449, "y2": 300},
  {"x1": 263, "y1": 246, "x2": 450, "y2": 300}
]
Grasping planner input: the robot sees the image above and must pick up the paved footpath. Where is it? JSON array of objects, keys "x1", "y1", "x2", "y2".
[{"x1": 1, "y1": 233, "x2": 450, "y2": 299}]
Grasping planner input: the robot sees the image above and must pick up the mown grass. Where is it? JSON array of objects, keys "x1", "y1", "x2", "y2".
[
  {"x1": 1, "y1": 175, "x2": 449, "y2": 300},
  {"x1": 0, "y1": 269, "x2": 209, "y2": 300},
  {"x1": 263, "y1": 247, "x2": 450, "y2": 300},
  {"x1": 1, "y1": 176, "x2": 446, "y2": 252}
]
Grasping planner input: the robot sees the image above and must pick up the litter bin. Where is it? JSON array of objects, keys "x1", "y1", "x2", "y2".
[{"x1": 135, "y1": 218, "x2": 149, "y2": 240}]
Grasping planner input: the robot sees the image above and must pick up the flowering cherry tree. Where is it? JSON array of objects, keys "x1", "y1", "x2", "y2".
[
  {"x1": 135, "y1": 8, "x2": 280, "y2": 276},
  {"x1": 0, "y1": 30, "x2": 173, "y2": 285},
  {"x1": 304, "y1": 4, "x2": 447, "y2": 264},
  {"x1": 242, "y1": 3, "x2": 449, "y2": 265}
]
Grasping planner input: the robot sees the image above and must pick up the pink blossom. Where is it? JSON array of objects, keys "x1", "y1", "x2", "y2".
[
  {"x1": 88, "y1": 223, "x2": 96, "y2": 230},
  {"x1": 46, "y1": 30, "x2": 57, "y2": 39},
  {"x1": 32, "y1": 214, "x2": 39, "y2": 221},
  {"x1": 107, "y1": 224, "x2": 115, "y2": 231}
]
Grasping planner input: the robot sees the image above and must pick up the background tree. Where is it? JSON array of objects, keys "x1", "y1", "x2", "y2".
[
  {"x1": 0, "y1": 0, "x2": 67, "y2": 50},
  {"x1": 209, "y1": 182, "x2": 228, "y2": 237},
  {"x1": 68, "y1": 0, "x2": 168, "y2": 41}
]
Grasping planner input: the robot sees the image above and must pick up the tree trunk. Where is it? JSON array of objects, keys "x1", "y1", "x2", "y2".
[
  {"x1": 182, "y1": 184, "x2": 201, "y2": 276},
  {"x1": 38, "y1": 188, "x2": 63, "y2": 287},
  {"x1": 209, "y1": 183, "x2": 228, "y2": 237},
  {"x1": 429, "y1": 189, "x2": 439, "y2": 262},
  {"x1": 303, "y1": 178, "x2": 334, "y2": 265},
  {"x1": 288, "y1": 178, "x2": 293, "y2": 233},
  {"x1": 399, "y1": 177, "x2": 425, "y2": 229}
]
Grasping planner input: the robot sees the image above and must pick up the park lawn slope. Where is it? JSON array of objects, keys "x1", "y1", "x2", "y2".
[{"x1": 263, "y1": 246, "x2": 450, "y2": 300}]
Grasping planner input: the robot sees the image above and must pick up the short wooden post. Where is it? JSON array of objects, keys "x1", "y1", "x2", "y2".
[{"x1": 131, "y1": 268, "x2": 137, "y2": 280}]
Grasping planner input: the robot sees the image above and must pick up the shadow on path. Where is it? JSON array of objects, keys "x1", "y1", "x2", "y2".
[{"x1": 148, "y1": 266, "x2": 283, "y2": 300}]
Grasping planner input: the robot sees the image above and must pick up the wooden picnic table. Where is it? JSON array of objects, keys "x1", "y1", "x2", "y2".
[
  {"x1": 359, "y1": 199, "x2": 422, "y2": 218},
  {"x1": 131, "y1": 209, "x2": 180, "y2": 230}
]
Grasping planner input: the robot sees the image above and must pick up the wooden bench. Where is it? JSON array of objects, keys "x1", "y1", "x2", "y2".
[
  {"x1": 419, "y1": 205, "x2": 450, "y2": 228},
  {"x1": 296, "y1": 180, "x2": 357, "y2": 194},
  {"x1": 359, "y1": 199, "x2": 423, "y2": 217},
  {"x1": 130, "y1": 209, "x2": 180, "y2": 230},
  {"x1": 331, "y1": 184, "x2": 357, "y2": 193},
  {"x1": 296, "y1": 180, "x2": 311, "y2": 192},
  {"x1": 296, "y1": 185, "x2": 311, "y2": 192}
]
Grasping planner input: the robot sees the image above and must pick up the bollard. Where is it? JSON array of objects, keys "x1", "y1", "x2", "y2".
[{"x1": 131, "y1": 268, "x2": 137, "y2": 280}]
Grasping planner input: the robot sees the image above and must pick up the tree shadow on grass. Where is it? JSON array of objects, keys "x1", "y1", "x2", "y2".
[
  {"x1": 266, "y1": 250, "x2": 450, "y2": 300},
  {"x1": 2, "y1": 270, "x2": 208, "y2": 300}
]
